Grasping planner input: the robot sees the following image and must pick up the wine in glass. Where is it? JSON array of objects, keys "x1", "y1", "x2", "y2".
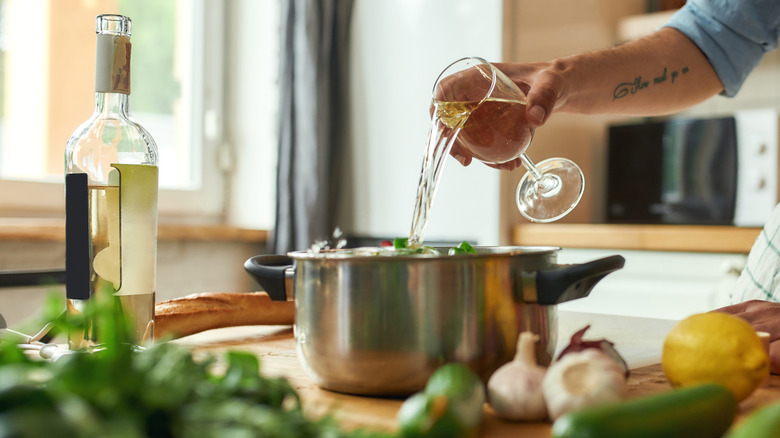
[{"x1": 432, "y1": 57, "x2": 584, "y2": 223}]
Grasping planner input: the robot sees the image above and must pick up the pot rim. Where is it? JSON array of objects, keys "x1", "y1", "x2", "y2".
[{"x1": 287, "y1": 245, "x2": 562, "y2": 261}]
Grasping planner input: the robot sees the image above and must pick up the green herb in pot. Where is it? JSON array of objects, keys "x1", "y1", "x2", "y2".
[
  {"x1": 392, "y1": 238, "x2": 440, "y2": 255},
  {"x1": 448, "y1": 241, "x2": 476, "y2": 256},
  {"x1": 392, "y1": 238, "x2": 475, "y2": 256}
]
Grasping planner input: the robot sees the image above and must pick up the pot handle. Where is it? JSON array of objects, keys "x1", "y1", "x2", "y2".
[
  {"x1": 243, "y1": 255, "x2": 294, "y2": 302},
  {"x1": 533, "y1": 255, "x2": 625, "y2": 305}
]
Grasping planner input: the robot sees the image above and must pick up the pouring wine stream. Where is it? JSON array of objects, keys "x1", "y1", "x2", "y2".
[{"x1": 408, "y1": 57, "x2": 584, "y2": 247}]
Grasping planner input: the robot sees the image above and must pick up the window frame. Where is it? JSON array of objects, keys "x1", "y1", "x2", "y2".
[{"x1": 0, "y1": 0, "x2": 228, "y2": 224}]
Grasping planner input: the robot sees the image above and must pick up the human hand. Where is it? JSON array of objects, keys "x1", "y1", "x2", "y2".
[
  {"x1": 431, "y1": 63, "x2": 502, "y2": 168},
  {"x1": 714, "y1": 300, "x2": 780, "y2": 374},
  {"x1": 439, "y1": 61, "x2": 568, "y2": 171},
  {"x1": 493, "y1": 61, "x2": 569, "y2": 127}
]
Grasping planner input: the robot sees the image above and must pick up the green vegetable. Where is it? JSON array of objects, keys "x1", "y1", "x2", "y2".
[
  {"x1": 398, "y1": 363, "x2": 485, "y2": 437},
  {"x1": 0, "y1": 292, "x2": 390, "y2": 438},
  {"x1": 393, "y1": 237, "x2": 409, "y2": 249},
  {"x1": 551, "y1": 383, "x2": 737, "y2": 438},
  {"x1": 397, "y1": 392, "x2": 463, "y2": 438},
  {"x1": 390, "y1": 238, "x2": 440, "y2": 255},
  {"x1": 392, "y1": 238, "x2": 475, "y2": 256},
  {"x1": 424, "y1": 363, "x2": 485, "y2": 428},
  {"x1": 725, "y1": 402, "x2": 780, "y2": 438},
  {"x1": 448, "y1": 241, "x2": 476, "y2": 256}
]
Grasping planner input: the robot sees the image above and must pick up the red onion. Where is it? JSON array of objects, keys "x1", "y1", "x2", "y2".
[{"x1": 556, "y1": 325, "x2": 629, "y2": 377}]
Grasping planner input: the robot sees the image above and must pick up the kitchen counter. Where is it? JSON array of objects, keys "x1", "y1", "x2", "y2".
[{"x1": 175, "y1": 310, "x2": 780, "y2": 436}]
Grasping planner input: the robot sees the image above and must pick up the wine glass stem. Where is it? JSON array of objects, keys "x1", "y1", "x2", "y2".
[{"x1": 520, "y1": 153, "x2": 544, "y2": 181}]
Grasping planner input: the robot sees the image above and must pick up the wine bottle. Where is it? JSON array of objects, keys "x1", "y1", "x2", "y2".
[{"x1": 64, "y1": 14, "x2": 159, "y2": 346}]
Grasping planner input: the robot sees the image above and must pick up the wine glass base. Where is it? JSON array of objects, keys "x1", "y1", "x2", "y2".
[{"x1": 516, "y1": 158, "x2": 584, "y2": 223}]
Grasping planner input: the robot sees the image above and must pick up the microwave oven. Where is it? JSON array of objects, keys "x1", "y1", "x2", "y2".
[{"x1": 606, "y1": 109, "x2": 779, "y2": 227}]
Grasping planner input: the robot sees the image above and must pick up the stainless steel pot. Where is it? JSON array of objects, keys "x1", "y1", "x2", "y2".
[{"x1": 244, "y1": 246, "x2": 623, "y2": 396}]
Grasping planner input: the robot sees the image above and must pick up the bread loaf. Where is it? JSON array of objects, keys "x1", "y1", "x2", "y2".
[{"x1": 154, "y1": 292, "x2": 294, "y2": 340}]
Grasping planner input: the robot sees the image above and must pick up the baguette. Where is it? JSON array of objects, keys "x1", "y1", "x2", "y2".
[{"x1": 154, "y1": 292, "x2": 294, "y2": 340}]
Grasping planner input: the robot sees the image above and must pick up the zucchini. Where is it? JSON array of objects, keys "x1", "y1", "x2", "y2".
[
  {"x1": 726, "y1": 402, "x2": 780, "y2": 438},
  {"x1": 551, "y1": 383, "x2": 737, "y2": 438}
]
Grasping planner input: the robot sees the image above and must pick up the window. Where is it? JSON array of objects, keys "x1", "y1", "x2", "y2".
[{"x1": 0, "y1": 0, "x2": 238, "y2": 222}]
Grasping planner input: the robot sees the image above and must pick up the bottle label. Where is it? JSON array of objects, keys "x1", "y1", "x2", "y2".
[
  {"x1": 111, "y1": 164, "x2": 158, "y2": 296},
  {"x1": 65, "y1": 164, "x2": 158, "y2": 300},
  {"x1": 95, "y1": 34, "x2": 131, "y2": 94},
  {"x1": 65, "y1": 173, "x2": 90, "y2": 300}
]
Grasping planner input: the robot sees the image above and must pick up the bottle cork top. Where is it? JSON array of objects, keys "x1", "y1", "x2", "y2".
[{"x1": 96, "y1": 14, "x2": 131, "y2": 37}]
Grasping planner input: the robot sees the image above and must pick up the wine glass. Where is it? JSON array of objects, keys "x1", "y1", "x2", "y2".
[{"x1": 432, "y1": 57, "x2": 584, "y2": 222}]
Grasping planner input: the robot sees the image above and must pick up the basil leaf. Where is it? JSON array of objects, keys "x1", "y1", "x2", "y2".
[
  {"x1": 393, "y1": 237, "x2": 408, "y2": 249},
  {"x1": 448, "y1": 241, "x2": 476, "y2": 255}
]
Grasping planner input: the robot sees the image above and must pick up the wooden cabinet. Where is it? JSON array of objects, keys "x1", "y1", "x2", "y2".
[{"x1": 513, "y1": 224, "x2": 761, "y2": 253}]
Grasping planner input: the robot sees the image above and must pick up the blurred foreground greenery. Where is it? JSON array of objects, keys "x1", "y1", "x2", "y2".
[{"x1": 0, "y1": 290, "x2": 391, "y2": 438}]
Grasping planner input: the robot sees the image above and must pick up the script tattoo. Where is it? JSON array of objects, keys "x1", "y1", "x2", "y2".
[
  {"x1": 653, "y1": 67, "x2": 667, "y2": 84},
  {"x1": 613, "y1": 66, "x2": 689, "y2": 100},
  {"x1": 613, "y1": 76, "x2": 649, "y2": 99}
]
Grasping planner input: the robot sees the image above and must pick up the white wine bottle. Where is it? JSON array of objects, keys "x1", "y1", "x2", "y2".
[{"x1": 64, "y1": 14, "x2": 158, "y2": 347}]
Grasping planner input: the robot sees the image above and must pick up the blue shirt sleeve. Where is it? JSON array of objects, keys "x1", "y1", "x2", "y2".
[{"x1": 663, "y1": 0, "x2": 780, "y2": 97}]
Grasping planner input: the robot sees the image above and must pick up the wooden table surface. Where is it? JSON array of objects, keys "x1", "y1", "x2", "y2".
[{"x1": 174, "y1": 311, "x2": 780, "y2": 436}]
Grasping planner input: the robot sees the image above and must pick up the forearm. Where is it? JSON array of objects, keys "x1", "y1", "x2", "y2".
[{"x1": 503, "y1": 28, "x2": 725, "y2": 119}]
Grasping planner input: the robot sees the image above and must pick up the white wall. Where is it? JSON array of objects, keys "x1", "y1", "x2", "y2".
[
  {"x1": 226, "y1": 0, "x2": 279, "y2": 230},
  {"x1": 343, "y1": 0, "x2": 504, "y2": 245}
]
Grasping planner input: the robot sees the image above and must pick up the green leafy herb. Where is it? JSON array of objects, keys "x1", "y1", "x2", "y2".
[
  {"x1": 448, "y1": 241, "x2": 476, "y2": 256},
  {"x1": 393, "y1": 237, "x2": 409, "y2": 249},
  {"x1": 0, "y1": 291, "x2": 392, "y2": 438},
  {"x1": 393, "y1": 238, "x2": 478, "y2": 256},
  {"x1": 391, "y1": 238, "x2": 439, "y2": 255}
]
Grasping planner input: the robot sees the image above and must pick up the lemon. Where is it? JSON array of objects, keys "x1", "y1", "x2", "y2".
[{"x1": 662, "y1": 312, "x2": 769, "y2": 402}]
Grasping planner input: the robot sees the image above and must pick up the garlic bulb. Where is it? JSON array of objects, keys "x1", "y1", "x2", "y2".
[
  {"x1": 487, "y1": 331, "x2": 548, "y2": 421},
  {"x1": 542, "y1": 349, "x2": 627, "y2": 420}
]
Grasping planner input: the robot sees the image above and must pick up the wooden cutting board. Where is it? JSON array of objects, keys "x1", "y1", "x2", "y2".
[{"x1": 178, "y1": 324, "x2": 780, "y2": 437}]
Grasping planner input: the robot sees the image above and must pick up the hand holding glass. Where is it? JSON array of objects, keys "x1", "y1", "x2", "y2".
[{"x1": 432, "y1": 57, "x2": 584, "y2": 222}]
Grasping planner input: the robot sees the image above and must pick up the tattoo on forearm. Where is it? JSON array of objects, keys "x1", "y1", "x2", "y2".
[{"x1": 613, "y1": 66, "x2": 690, "y2": 100}]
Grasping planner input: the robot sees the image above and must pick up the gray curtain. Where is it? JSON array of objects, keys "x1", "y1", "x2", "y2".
[{"x1": 272, "y1": 0, "x2": 354, "y2": 254}]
